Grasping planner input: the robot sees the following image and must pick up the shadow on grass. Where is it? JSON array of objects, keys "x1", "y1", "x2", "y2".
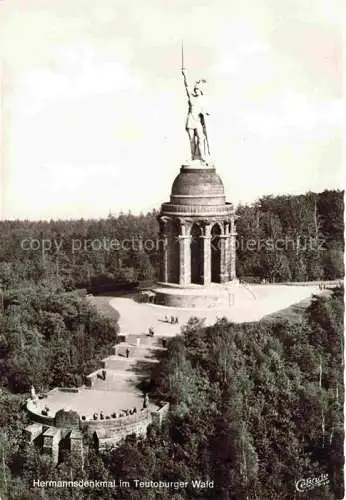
[
  {"x1": 88, "y1": 296, "x2": 120, "y2": 322},
  {"x1": 127, "y1": 347, "x2": 169, "y2": 394},
  {"x1": 262, "y1": 289, "x2": 334, "y2": 323}
]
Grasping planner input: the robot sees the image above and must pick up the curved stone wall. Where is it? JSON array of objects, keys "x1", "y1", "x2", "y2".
[
  {"x1": 27, "y1": 397, "x2": 168, "y2": 448},
  {"x1": 84, "y1": 408, "x2": 151, "y2": 435},
  {"x1": 154, "y1": 287, "x2": 230, "y2": 308},
  {"x1": 26, "y1": 400, "x2": 55, "y2": 426}
]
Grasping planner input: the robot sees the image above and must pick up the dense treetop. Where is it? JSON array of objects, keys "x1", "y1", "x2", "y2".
[
  {"x1": 0, "y1": 190, "x2": 343, "y2": 290},
  {"x1": 0, "y1": 287, "x2": 343, "y2": 499},
  {"x1": 0, "y1": 189, "x2": 343, "y2": 498}
]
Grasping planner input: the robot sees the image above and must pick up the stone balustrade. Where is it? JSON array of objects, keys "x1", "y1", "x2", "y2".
[{"x1": 160, "y1": 202, "x2": 234, "y2": 217}]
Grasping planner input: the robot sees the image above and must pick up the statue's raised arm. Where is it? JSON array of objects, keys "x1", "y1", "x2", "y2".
[{"x1": 181, "y1": 69, "x2": 190, "y2": 99}]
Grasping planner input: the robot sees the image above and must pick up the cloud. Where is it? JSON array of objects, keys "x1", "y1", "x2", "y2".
[
  {"x1": 1, "y1": 0, "x2": 343, "y2": 219},
  {"x1": 238, "y1": 93, "x2": 342, "y2": 139},
  {"x1": 212, "y1": 39, "x2": 271, "y2": 76},
  {"x1": 11, "y1": 43, "x2": 140, "y2": 117}
]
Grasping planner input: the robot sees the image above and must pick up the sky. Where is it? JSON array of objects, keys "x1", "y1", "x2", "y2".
[{"x1": 0, "y1": 0, "x2": 343, "y2": 220}]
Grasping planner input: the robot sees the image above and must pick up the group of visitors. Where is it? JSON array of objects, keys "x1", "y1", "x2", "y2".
[
  {"x1": 41, "y1": 406, "x2": 49, "y2": 416},
  {"x1": 139, "y1": 290, "x2": 156, "y2": 303},
  {"x1": 92, "y1": 407, "x2": 138, "y2": 420},
  {"x1": 164, "y1": 315, "x2": 179, "y2": 324}
]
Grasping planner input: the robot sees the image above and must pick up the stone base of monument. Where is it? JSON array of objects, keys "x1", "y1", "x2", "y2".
[
  {"x1": 153, "y1": 281, "x2": 241, "y2": 309},
  {"x1": 182, "y1": 158, "x2": 214, "y2": 169}
]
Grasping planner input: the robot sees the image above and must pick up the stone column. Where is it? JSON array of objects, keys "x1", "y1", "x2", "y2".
[
  {"x1": 224, "y1": 223, "x2": 231, "y2": 283},
  {"x1": 229, "y1": 217, "x2": 237, "y2": 280},
  {"x1": 158, "y1": 218, "x2": 169, "y2": 283},
  {"x1": 219, "y1": 236, "x2": 228, "y2": 283},
  {"x1": 179, "y1": 222, "x2": 191, "y2": 286},
  {"x1": 201, "y1": 224, "x2": 211, "y2": 285},
  {"x1": 161, "y1": 233, "x2": 168, "y2": 282}
]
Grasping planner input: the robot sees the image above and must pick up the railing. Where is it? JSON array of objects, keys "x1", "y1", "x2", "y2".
[
  {"x1": 161, "y1": 203, "x2": 234, "y2": 216},
  {"x1": 84, "y1": 408, "x2": 151, "y2": 426}
]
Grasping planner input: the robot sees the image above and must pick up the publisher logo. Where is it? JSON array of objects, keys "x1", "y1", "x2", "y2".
[{"x1": 295, "y1": 473, "x2": 329, "y2": 492}]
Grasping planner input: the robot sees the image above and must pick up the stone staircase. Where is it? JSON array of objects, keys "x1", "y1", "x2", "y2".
[
  {"x1": 87, "y1": 333, "x2": 167, "y2": 391},
  {"x1": 25, "y1": 326, "x2": 171, "y2": 463},
  {"x1": 119, "y1": 334, "x2": 165, "y2": 347},
  {"x1": 114, "y1": 344, "x2": 166, "y2": 358},
  {"x1": 88, "y1": 371, "x2": 140, "y2": 392},
  {"x1": 101, "y1": 355, "x2": 159, "y2": 371}
]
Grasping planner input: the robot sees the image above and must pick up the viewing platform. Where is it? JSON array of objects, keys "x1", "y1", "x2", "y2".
[{"x1": 25, "y1": 333, "x2": 170, "y2": 459}]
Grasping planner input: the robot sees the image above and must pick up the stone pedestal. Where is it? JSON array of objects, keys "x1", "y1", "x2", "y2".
[{"x1": 157, "y1": 163, "x2": 238, "y2": 302}]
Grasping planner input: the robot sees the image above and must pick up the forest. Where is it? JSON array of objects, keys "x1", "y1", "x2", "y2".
[
  {"x1": 104, "y1": 287, "x2": 344, "y2": 500},
  {"x1": 0, "y1": 189, "x2": 344, "y2": 498},
  {"x1": 0, "y1": 287, "x2": 343, "y2": 499},
  {"x1": 0, "y1": 190, "x2": 343, "y2": 291},
  {"x1": 0, "y1": 281, "x2": 118, "y2": 393}
]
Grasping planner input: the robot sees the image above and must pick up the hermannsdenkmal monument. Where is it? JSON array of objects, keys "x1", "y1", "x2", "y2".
[
  {"x1": 24, "y1": 52, "x2": 326, "y2": 463},
  {"x1": 154, "y1": 60, "x2": 238, "y2": 308},
  {"x1": 24, "y1": 56, "x2": 240, "y2": 462}
]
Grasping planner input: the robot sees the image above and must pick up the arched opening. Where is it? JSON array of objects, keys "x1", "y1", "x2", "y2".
[
  {"x1": 190, "y1": 224, "x2": 203, "y2": 284},
  {"x1": 211, "y1": 224, "x2": 221, "y2": 283},
  {"x1": 168, "y1": 219, "x2": 180, "y2": 283}
]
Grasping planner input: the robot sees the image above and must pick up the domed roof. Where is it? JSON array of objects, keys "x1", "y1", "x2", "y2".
[{"x1": 170, "y1": 165, "x2": 226, "y2": 206}]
